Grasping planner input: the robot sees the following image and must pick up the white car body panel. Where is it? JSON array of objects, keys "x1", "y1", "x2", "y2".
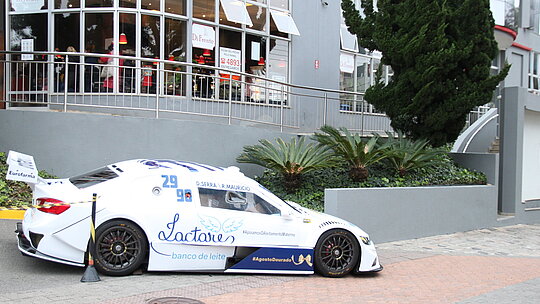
[{"x1": 16, "y1": 159, "x2": 382, "y2": 275}]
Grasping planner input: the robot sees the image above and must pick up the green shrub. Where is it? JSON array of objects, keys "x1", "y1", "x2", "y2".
[
  {"x1": 256, "y1": 154, "x2": 487, "y2": 212},
  {"x1": 0, "y1": 152, "x2": 57, "y2": 207},
  {"x1": 237, "y1": 137, "x2": 336, "y2": 192}
]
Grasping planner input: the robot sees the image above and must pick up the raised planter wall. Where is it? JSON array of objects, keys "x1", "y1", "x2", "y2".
[{"x1": 325, "y1": 185, "x2": 497, "y2": 243}]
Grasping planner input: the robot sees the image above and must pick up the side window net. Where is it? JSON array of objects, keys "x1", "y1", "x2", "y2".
[
  {"x1": 69, "y1": 167, "x2": 119, "y2": 189},
  {"x1": 198, "y1": 187, "x2": 280, "y2": 215}
]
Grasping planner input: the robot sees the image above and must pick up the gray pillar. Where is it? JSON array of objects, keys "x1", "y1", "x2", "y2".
[{"x1": 498, "y1": 87, "x2": 524, "y2": 214}]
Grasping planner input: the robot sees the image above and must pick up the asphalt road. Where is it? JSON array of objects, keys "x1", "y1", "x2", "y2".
[{"x1": 0, "y1": 219, "x2": 83, "y2": 292}]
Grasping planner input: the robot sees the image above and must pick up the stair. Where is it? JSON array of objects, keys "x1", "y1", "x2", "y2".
[{"x1": 488, "y1": 137, "x2": 499, "y2": 153}]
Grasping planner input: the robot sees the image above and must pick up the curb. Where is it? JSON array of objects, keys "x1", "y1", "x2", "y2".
[{"x1": 0, "y1": 210, "x2": 25, "y2": 220}]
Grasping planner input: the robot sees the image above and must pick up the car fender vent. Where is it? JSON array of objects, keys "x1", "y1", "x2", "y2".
[
  {"x1": 29, "y1": 231, "x2": 44, "y2": 248},
  {"x1": 318, "y1": 221, "x2": 343, "y2": 228}
]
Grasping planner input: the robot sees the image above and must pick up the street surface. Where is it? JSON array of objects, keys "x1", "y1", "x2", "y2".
[{"x1": 1, "y1": 219, "x2": 539, "y2": 303}]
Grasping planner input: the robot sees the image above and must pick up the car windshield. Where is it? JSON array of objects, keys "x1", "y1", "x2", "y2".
[{"x1": 69, "y1": 166, "x2": 119, "y2": 189}]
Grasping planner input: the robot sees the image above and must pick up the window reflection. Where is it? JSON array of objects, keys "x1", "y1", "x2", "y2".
[
  {"x1": 141, "y1": 0, "x2": 160, "y2": 11},
  {"x1": 141, "y1": 15, "x2": 160, "y2": 94},
  {"x1": 218, "y1": 29, "x2": 242, "y2": 101},
  {"x1": 193, "y1": 0, "x2": 215, "y2": 21},
  {"x1": 165, "y1": 18, "x2": 187, "y2": 96},
  {"x1": 268, "y1": 38, "x2": 288, "y2": 104},
  {"x1": 165, "y1": 0, "x2": 186, "y2": 15},
  {"x1": 247, "y1": 5, "x2": 267, "y2": 31},
  {"x1": 270, "y1": 0, "x2": 288, "y2": 10},
  {"x1": 54, "y1": 0, "x2": 80, "y2": 9},
  {"x1": 119, "y1": 0, "x2": 136, "y2": 8},
  {"x1": 55, "y1": 13, "x2": 81, "y2": 92},
  {"x1": 85, "y1": 0, "x2": 113, "y2": 8},
  {"x1": 246, "y1": 34, "x2": 266, "y2": 103},
  {"x1": 120, "y1": 14, "x2": 136, "y2": 94}
]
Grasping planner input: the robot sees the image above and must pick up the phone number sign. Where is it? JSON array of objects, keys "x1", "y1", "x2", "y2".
[{"x1": 219, "y1": 47, "x2": 241, "y2": 72}]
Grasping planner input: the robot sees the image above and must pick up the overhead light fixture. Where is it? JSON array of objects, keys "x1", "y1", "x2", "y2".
[
  {"x1": 203, "y1": 49, "x2": 212, "y2": 57},
  {"x1": 258, "y1": 57, "x2": 265, "y2": 66},
  {"x1": 119, "y1": 33, "x2": 128, "y2": 44}
]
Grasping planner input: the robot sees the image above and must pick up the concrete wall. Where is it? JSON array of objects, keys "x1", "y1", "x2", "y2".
[
  {"x1": 0, "y1": 110, "x2": 293, "y2": 178},
  {"x1": 324, "y1": 185, "x2": 497, "y2": 243},
  {"x1": 522, "y1": 110, "x2": 540, "y2": 202},
  {"x1": 452, "y1": 108, "x2": 498, "y2": 153},
  {"x1": 450, "y1": 152, "x2": 499, "y2": 186}
]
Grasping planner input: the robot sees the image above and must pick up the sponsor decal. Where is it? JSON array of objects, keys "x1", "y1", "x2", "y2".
[
  {"x1": 158, "y1": 213, "x2": 242, "y2": 244},
  {"x1": 230, "y1": 247, "x2": 314, "y2": 271},
  {"x1": 242, "y1": 230, "x2": 295, "y2": 237},
  {"x1": 6, "y1": 151, "x2": 38, "y2": 184},
  {"x1": 171, "y1": 252, "x2": 226, "y2": 261}
]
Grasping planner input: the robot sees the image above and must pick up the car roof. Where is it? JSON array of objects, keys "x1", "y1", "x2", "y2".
[{"x1": 111, "y1": 159, "x2": 246, "y2": 179}]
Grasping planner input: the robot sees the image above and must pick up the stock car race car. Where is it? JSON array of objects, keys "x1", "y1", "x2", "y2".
[{"x1": 16, "y1": 159, "x2": 382, "y2": 277}]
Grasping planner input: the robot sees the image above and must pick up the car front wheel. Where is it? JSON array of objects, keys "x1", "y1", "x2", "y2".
[
  {"x1": 94, "y1": 220, "x2": 147, "y2": 276},
  {"x1": 314, "y1": 229, "x2": 360, "y2": 277}
]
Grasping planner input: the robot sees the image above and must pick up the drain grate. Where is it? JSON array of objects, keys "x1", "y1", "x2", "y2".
[{"x1": 146, "y1": 297, "x2": 205, "y2": 304}]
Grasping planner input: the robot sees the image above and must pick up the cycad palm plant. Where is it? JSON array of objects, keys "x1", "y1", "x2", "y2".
[
  {"x1": 237, "y1": 137, "x2": 336, "y2": 192},
  {"x1": 312, "y1": 125, "x2": 385, "y2": 182},
  {"x1": 382, "y1": 132, "x2": 445, "y2": 177}
]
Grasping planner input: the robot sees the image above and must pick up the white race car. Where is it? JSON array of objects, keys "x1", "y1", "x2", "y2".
[{"x1": 16, "y1": 159, "x2": 382, "y2": 277}]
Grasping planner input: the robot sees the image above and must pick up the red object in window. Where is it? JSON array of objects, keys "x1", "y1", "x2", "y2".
[
  {"x1": 119, "y1": 33, "x2": 128, "y2": 45},
  {"x1": 36, "y1": 198, "x2": 70, "y2": 215},
  {"x1": 197, "y1": 56, "x2": 205, "y2": 64},
  {"x1": 258, "y1": 57, "x2": 265, "y2": 66},
  {"x1": 168, "y1": 55, "x2": 175, "y2": 61},
  {"x1": 220, "y1": 73, "x2": 241, "y2": 82},
  {"x1": 203, "y1": 49, "x2": 212, "y2": 57}
]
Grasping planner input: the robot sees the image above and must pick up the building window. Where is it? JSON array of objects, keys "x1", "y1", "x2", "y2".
[
  {"x1": 531, "y1": 0, "x2": 540, "y2": 34},
  {"x1": 490, "y1": 0, "x2": 520, "y2": 30},
  {"x1": 54, "y1": 0, "x2": 80, "y2": 9},
  {"x1": 530, "y1": 52, "x2": 540, "y2": 92}
]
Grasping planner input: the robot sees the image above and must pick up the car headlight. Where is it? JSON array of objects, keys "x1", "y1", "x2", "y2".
[{"x1": 359, "y1": 236, "x2": 371, "y2": 245}]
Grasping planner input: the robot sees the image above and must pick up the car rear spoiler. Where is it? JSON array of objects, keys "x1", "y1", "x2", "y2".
[{"x1": 5, "y1": 150, "x2": 46, "y2": 189}]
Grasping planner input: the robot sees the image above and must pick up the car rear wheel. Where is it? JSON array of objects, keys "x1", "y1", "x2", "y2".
[
  {"x1": 94, "y1": 220, "x2": 147, "y2": 276},
  {"x1": 314, "y1": 229, "x2": 359, "y2": 277}
]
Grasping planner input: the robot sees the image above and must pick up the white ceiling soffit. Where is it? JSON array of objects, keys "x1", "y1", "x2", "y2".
[
  {"x1": 340, "y1": 24, "x2": 358, "y2": 52},
  {"x1": 270, "y1": 9, "x2": 300, "y2": 36},
  {"x1": 220, "y1": 0, "x2": 254, "y2": 26}
]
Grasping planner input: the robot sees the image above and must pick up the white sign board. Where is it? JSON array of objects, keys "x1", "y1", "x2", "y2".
[
  {"x1": 21, "y1": 39, "x2": 34, "y2": 61},
  {"x1": 11, "y1": 0, "x2": 44, "y2": 12},
  {"x1": 340, "y1": 53, "x2": 355, "y2": 74},
  {"x1": 219, "y1": 47, "x2": 242, "y2": 72},
  {"x1": 192, "y1": 24, "x2": 216, "y2": 50},
  {"x1": 251, "y1": 42, "x2": 260, "y2": 61},
  {"x1": 6, "y1": 151, "x2": 38, "y2": 184}
]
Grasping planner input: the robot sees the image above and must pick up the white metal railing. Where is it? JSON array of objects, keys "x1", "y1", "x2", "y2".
[{"x1": 0, "y1": 50, "x2": 393, "y2": 134}]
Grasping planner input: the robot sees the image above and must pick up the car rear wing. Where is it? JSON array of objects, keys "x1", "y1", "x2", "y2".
[{"x1": 5, "y1": 150, "x2": 46, "y2": 189}]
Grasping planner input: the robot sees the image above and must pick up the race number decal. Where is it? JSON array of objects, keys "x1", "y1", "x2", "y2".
[{"x1": 162, "y1": 175, "x2": 192, "y2": 203}]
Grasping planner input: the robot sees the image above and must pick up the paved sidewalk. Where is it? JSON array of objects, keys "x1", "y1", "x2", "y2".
[{"x1": 2, "y1": 224, "x2": 539, "y2": 303}]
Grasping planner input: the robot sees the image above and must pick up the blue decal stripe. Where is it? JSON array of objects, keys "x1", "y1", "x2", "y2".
[
  {"x1": 150, "y1": 242, "x2": 171, "y2": 257},
  {"x1": 156, "y1": 160, "x2": 198, "y2": 172},
  {"x1": 181, "y1": 161, "x2": 217, "y2": 172}
]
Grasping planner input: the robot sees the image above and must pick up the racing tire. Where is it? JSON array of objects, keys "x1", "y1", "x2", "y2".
[
  {"x1": 94, "y1": 220, "x2": 148, "y2": 276},
  {"x1": 314, "y1": 229, "x2": 360, "y2": 278}
]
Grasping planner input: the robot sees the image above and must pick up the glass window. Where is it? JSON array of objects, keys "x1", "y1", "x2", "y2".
[
  {"x1": 247, "y1": 4, "x2": 267, "y2": 31},
  {"x1": 69, "y1": 167, "x2": 119, "y2": 189},
  {"x1": 10, "y1": 14, "x2": 48, "y2": 53},
  {"x1": 340, "y1": 25, "x2": 358, "y2": 52},
  {"x1": 218, "y1": 29, "x2": 242, "y2": 100},
  {"x1": 54, "y1": 13, "x2": 80, "y2": 54},
  {"x1": 54, "y1": 0, "x2": 80, "y2": 9},
  {"x1": 199, "y1": 188, "x2": 280, "y2": 215},
  {"x1": 85, "y1": 0, "x2": 113, "y2": 8},
  {"x1": 120, "y1": 13, "x2": 136, "y2": 94},
  {"x1": 85, "y1": 13, "x2": 113, "y2": 55},
  {"x1": 119, "y1": 0, "x2": 137, "y2": 8},
  {"x1": 246, "y1": 34, "x2": 266, "y2": 102},
  {"x1": 10, "y1": 0, "x2": 47, "y2": 11},
  {"x1": 141, "y1": 15, "x2": 161, "y2": 94},
  {"x1": 166, "y1": 0, "x2": 186, "y2": 15},
  {"x1": 267, "y1": 38, "x2": 288, "y2": 104},
  {"x1": 220, "y1": 0, "x2": 253, "y2": 26},
  {"x1": 193, "y1": 0, "x2": 216, "y2": 21},
  {"x1": 165, "y1": 18, "x2": 187, "y2": 96},
  {"x1": 141, "y1": 0, "x2": 160, "y2": 11},
  {"x1": 270, "y1": 9, "x2": 299, "y2": 36},
  {"x1": 270, "y1": 0, "x2": 288, "y2": 10}
]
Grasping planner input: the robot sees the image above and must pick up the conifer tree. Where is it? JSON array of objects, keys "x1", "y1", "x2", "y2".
[{"x1": 341, "y1": 0, "x2": 509, "y2": 146}]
